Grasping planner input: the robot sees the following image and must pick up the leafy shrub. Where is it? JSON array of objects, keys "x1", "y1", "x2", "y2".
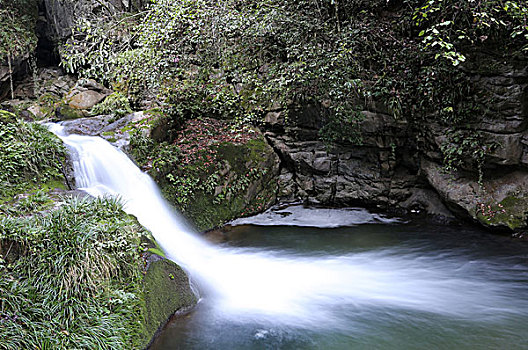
[
  {"x1": 91, "y1": 91, "x2": 133, "y2": 118},
  {"x1": 414, "y1": 0, "x2": 528, "y2": 66},
  {"x1": 59, "y1": 0, "x2": 527, "y2": 175}
]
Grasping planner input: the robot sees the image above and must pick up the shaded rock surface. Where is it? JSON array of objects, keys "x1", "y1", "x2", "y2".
[
  {"x1": 43, "y1": 0, "x2": 140, "y2": 40},
  {"x1": 422, "y1": 159, "x2": 528, "y2": 229},
  {"x1": 0, "y1": 54, "x2": 32, "y2": 100},
  {"x1": 264, "y1": 54, "x2": 528, "y2": 230},
  {"x1": 265, "y1": 106, "x2": 423, "y2": 211},
  {"x1": 13, "y1": 67, "x2": 76, "y2": 101},
  {"x1": 141, "y1": 253, "x2": 196, "y2": 349}
]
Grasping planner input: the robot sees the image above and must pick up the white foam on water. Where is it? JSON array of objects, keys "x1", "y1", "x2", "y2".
[{"x1": 229, "y1": 205, "x2": 401, "y2": 227}]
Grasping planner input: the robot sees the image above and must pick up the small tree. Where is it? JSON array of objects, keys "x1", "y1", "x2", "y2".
[{"x1": 0, "y1": 0, "x2": 38, "y2": 99}]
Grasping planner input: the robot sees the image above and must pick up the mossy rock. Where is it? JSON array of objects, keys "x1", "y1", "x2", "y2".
[
  {"x1": 141, "y1": 255, "x2": 196, "y2": 348},
  {"x1": 165, "y1": 134, "x2": 279, "y2": 231},
  {"x1": 476, "y1": 196, "x2": 528, "y2": 230},
  {"x1": 55, "y1": 104, "x2": 84, "y2": 121}
]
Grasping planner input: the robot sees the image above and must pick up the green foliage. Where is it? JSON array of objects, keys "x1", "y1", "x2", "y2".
[
  {"x1": 60, "y1": 14, "x2": 135, "y2": 83},
  {"x1": 414, "y1": 0, "x2": 528, "y2": 65},
  {"x1": 60, "y1": 0, "x2": 383, "y2": 143},
  {"x1": 91, "y1": 92, "x2": 133, "y2": 118},
  {"x1": 0, "y1": 197, "x2": 149, "y2": 350},
  {"x1": 129, "y1": 118, "x2": 276, "y2": 230},
  {"x1": 440, "y1": 129, "x2": 498, "y2": 184},
  {"x1": 0, "y1": 0, "x2": 38, "y2": 59},
  {"x1": 0, "y1": 110, "x2": 67, "y2": 199},
  {"x1": 60, "y1": 0, "x2": 527, "y2": 177}
]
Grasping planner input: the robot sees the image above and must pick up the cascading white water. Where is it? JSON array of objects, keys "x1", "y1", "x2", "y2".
[{"x1": 49, "y1": 124, "x2": 527, "y2": 329}]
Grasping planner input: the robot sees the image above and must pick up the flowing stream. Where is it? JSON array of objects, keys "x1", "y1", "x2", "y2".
[{"x1": 49, "y1": 124, "x2": 528, "y2": 349}]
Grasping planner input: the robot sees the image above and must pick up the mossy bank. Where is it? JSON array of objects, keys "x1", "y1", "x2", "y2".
[{"x1": 130, "y1": 117, "x2": 280, "y2": 231}]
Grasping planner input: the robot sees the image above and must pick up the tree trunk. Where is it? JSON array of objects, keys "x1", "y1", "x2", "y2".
[
  {"x1": 7, "y1": 52, "x2": 14, "y2": 100},
  {"x1": 334, "y1": 0, "x2": 341, "y2": 33}
]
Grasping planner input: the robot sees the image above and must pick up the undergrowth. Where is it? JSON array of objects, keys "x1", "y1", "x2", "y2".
[
  {"x1": 0, "y1": 110, "x2": 67, "y2": 200},
  {"x1": 0, "y1": 196, "x2": 148, "y2": 350}
]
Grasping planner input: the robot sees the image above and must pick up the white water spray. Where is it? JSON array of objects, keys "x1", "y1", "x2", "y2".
[{"x1": 50, "y1": 124, "x2": 527, "y2": 328}]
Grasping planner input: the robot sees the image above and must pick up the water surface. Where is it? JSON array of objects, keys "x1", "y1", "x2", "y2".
[{"x1": 152, "y1": 221, "x2": 528, "y2": 350}]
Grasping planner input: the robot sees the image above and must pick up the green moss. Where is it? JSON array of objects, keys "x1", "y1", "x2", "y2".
[
  {"x1": 147, "y1": 247, "x2": 166, "y2": 258},
  {"x1": 142, "y1": 258, "x2": 196, "y2": 346},
  {"x1": 476, "y1": 196, "x2": 528, "y2": 229},
  {"x1": 183, "y1": 189, "x2": 245, "y2": 231},
  {"x1": 167, "y1": 134, "x2": 277, "y2": 231},
  {"x1": 128, "y1": 116, "x2": 278, "y2": 231},
  {"x1": 55, "y1": 104, "x2": 84, "y2": 120},
  {"x1": 216, "y1": 142, "x2": 247, "y2": 173},
  {"x1": 246, "y1": 137, "x2": 269, "y2": 161}
]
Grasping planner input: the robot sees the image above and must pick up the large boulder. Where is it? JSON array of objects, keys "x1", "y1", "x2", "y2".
[
  {"x1": 422, "y1": 158, "x2": 528, "y2": 230},
  {"x1": 68, "y1": 90, "x2": 106, "y2": 110},
  {"x1": 64, "y1": 78, "x2": 112, "y2": 111}
]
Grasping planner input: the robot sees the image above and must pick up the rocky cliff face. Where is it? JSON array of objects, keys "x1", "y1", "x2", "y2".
[
  {"x1": 3, "y1": 1, "x2": 527, "y2": 235},
  {"x1": 42, "y1": 0, "x2": 141, "y2": 40},
  {"x1": 421, "y1": 57, "x2": 528, "y2": 231},
  {"x1": 264, "y1": 55, "x2": 528, "y2": 232},
  {"x1": 264, "y1": 103, "x2": 453, "y2": 219}
]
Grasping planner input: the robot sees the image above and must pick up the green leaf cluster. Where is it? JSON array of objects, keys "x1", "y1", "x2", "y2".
[
  {"x1": 91, "y1": 91, "x2": 133, "y2": 119},
  {"x1": 414, "y1": 0, "x2": 528, "y2": 65}
]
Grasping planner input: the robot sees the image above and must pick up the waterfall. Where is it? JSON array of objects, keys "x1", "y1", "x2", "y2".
[{"x1": 49, "y1": 124, "x2": 527, "y2": 329}]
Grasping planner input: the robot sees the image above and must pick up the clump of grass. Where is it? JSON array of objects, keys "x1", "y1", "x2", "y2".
[
  {"x1": 0, "y1": 190, "x2": 54, "y2": 217},
  {"x1": 0, "y1": 196, "x2": 148, "y2": 349},
  {"x1": 0, "y1": 110, "x2": 67, "y2": 200}
]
